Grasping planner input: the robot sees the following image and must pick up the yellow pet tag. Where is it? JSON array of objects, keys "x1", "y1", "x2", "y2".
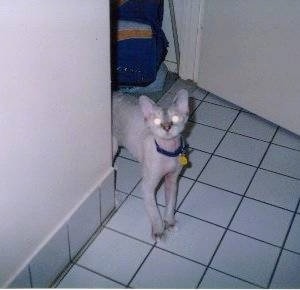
[{"x1": 178, "y1": 154, "x2": 188, "y2": 166}]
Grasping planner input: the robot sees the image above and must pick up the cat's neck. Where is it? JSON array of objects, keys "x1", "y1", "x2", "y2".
[{"x1": 154, "y1": 136, "x2": 181, "y2": 152}]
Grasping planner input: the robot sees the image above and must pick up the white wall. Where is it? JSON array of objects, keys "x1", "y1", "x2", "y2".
[{"x1": 0, "y1": 0, "x2": 111, "y2": 285}]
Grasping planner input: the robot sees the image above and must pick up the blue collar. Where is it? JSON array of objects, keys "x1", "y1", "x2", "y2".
[{"x1": 155, "y1": 136, "x2": 188, "y2": 157}]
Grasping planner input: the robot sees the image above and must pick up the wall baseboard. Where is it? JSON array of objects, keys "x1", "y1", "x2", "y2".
[{"x1": 8, "y1": 168, "x2": 115, "y2": 288}]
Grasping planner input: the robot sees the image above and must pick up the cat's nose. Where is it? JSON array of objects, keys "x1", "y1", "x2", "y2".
[{"x1": 161, "y1": 122, "x2": 172, "y2": 132}]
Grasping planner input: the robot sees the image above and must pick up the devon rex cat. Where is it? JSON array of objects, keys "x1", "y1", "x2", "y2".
[{"x1": 113, "y1": 89, "x2": 189, "y2": 240}]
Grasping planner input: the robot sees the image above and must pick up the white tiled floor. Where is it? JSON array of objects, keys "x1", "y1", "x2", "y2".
[{"x1": 57, "y1": 81, "x2": 300, "y2": 288}]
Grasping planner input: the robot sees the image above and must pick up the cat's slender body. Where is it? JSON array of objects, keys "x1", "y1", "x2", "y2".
[{"x1": 113, "y1": 89, "x2": 189, "y2": 240}]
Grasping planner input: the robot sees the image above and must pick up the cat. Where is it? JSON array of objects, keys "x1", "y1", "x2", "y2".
[{"x1": 112, "y1": 89, "x2": 189, "y2": 240}]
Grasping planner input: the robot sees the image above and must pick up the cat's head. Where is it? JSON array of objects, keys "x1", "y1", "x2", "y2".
[{"x1": 139, "y1": 89, "x2": 189, "y2": 140}]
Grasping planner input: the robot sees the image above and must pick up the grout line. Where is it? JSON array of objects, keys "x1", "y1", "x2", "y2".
[
  {"x1": 76, "y1": 264, "x2": 127, "y2": 288},
  {"x1": 154, "y1": 245, "x2": 207, "y2": 268},
  {"x1": 66, "y1": 224, "x2": 72, "y2": 262},
  {"x1": 210, "y1": 153, "x2": 258, "y2": 168},
  {"x1": 117, "y1": 155, "x2": 139, "y2": 163},
  {"x1": 271, "y1": 142, "x2": 300, "y2": 153},
  {"x1": 259, "y1": 167, "x2": 300, "y2": 181},
  {"x1": 188, "y1": 119, "x2": 228, "y2": 132},
  {"x1": 284, "y1": 247, "x2": 300, "y2": 256},
  {"x1": 99, "y1": 186, "x2": 102, "y2": 223},
  {"x1": 28, "y1": 265, "x2": 33, "y2": 288},
  {"x1": 105, "y1": 226, "x2": 154, "y2": 247},
  {"x1": 267, "y1": 197, "x2": 300, "y2": 288},
  {"x1": 189, "y1": 92, "x2": 209, "y2": 116},
  {"x1": 51, "y1": 262, "x2": 76, "y2": 288},
  {"x1": 126, "y1": 245, "x2": 156, "y2": 287},
  {"x1": 196, "y1": 124, "x2": 280, "y2": 288},
  {"x1": 201, "y1": 98, "x2": 241, "y2": 111},
  {"x1": 206, "y1": 266, "x2": 264, "y2": 288}
]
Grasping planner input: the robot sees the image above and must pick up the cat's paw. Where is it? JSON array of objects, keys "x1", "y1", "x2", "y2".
[
  {"x1": 151, "y1": 223, "x2": 165, "y2": 242},
  {"x1": 164, "y1": 220, "x2": 178, "y2": 232},
  {"x1": 152, "y1": 231, "x2": 166, "y2": 242}
]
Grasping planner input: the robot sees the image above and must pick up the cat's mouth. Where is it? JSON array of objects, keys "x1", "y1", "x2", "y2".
[{"x1": 161, "y1": 122, "x2": 173, "y2": 133}]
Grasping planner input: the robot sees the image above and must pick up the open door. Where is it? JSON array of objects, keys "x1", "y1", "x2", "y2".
[{"x1": 196, "y1": 0, "x2": 300, "y2": 135}]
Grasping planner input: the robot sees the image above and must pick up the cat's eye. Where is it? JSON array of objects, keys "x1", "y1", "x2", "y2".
[
  {"x1": 171, "y1": 115, "x2": 180, "y2": 123},
  {"x1": 154, "y1": 118, "x2": 162, "y2": 125}
]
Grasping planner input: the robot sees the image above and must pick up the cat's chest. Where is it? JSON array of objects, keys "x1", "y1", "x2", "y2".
[
  {"x1": 160, "y1": 155, "x2": 179, "y2": 173},
  {"x1": 150, "y1": 150, "x2": 180, "y2": 175},
  {"x1": 142, "y1": 137, "x2": 182, "y2": 174}
]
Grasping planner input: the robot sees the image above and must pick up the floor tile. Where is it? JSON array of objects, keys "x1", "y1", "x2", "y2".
[
  {"x1": 184, "y1": 122, "x2": 225, "y2": 153},
  {"x1": 270, "y1": 250, "x2": 300, "y2": 288},
  {"x1": 211, "y1": 231, "x2": 280, "y2": 287},
  {"x1": 191, "y1": 88, "x2": 207, "y2": 100},
  {"x1": 205, "y1": 93, "x2": 240, "y2": 110},
  {"x1": 199, "y1": 268, "x2": 259, "y2": 289},
  {"x1": 114, "y1": 157, "x2": 141, "y2": 193},
  {"x1": 131, "y1": 248, "x2": 205, "y2": 288},
  {"x1": 198, "y1": 156, "x2": 256, "y2": 194},
  {"x1": 157, "y1": 212, "x2": 224, "y2": 265},
  {"x1": 261, "y1": 144, "x2": 300, "y2": 179},
  {"x1": 179, "y1": 182, "x2": 241, "y2": 227},
  {"x1": 77, "y1": 228, "x2": 152, "y2": 285},
  {"x1": 132, "y1": 176, "x2": 194, "y2": 209},
  {"x1": 215, "y1": 132, "x2": 269, "y2": 166},
  {"x1": 230, "y1": 112, "x2": 277, "y2": 142},
  {"x1": 189, "y1": 97, "x2": 202, "y2": 114},
  {"x1": 230, "y1": 198, "x2": 293, "y2": 246},
  {"x1": 115, "y1": 190, "x2": 128, "y2": 209},
  {"x1": 272, "y1": 127, "x2": 300, "y2": 151},
  {"x1": 58, "y1": 265, "x2": 124, "y2": 288},
  {"x1": 119, "y1": 147, "x2": 137, "y2": 162},
  {"x1": 106, "y1": 196, "x2": 156, "y2": 244},
  {"x1": 285, "y1": 214, "x2": 300, "y2": 253},
  {"x1": 167, "y1": 78, "x2": 197, "y2": 95},
  {"x1": 181, "y1": 149, "x2": 211, "y2": 180},
  {"x1": 246, "y1": 169, "x2": 300, "y2": 211},
  {"x1": 191, "y1": 102, "x2": 239, "y2": 130}
]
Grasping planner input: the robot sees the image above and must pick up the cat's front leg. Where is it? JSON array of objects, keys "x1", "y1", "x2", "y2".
[
  {"x1": 142, "y1": 177, "x2": 164, "y2": 240},
  {"x1": 164, "y1": 170, "x2": 180, "y2": 230}
]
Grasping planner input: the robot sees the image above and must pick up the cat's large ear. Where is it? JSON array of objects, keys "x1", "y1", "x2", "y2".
[
  {"x1": 173, "y1": 89, "x2": 189, "y2": 115},
  {"x1": 139, "y1": 95, "x2": 156, "y2": 119}
]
